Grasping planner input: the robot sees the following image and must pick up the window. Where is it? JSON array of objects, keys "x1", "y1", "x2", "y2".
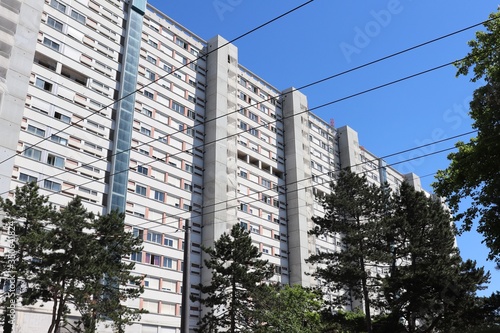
[
  {"x1": 176, "y1": 38, "x2": 188, "y2": 49},
  {"x1": 43, "y1": 37, "x2": 60, "y2": 51},
  {"x1": 146, "y1": 55, "x2": 156, "y2": 64},
  {"x1": 163, "y1": 64, "x2": 172, "y2": 72},
  {"x1": 137, "y1": 165, "x2": 148, "y2": 175},
  {"x1": 43, "y1": 179, "x2": 61, "y2": 192},
  {"x1": 144, "y1": 90, "x2": 154, "y2": 99},
  {"x1": 172, "y1": 101, "x2": 184, "y2": 114},
  {"x1": 47, "y1": 17, "x2": 63, "y2": 31},
  {"x1": 54, "y1": 111, "x2": 70, "y2": 123},
  {"x1": 47, "y1": 154, "x2": 64, "y2": 168},
  {"x1": 35, "y1": 77, "x2": 53, "y2": 91},
  {"x1": 71, "y1": 10, "x2": 86, "y2": 24},
  {"x1": 79, "y1": 187, "x2": 97, "y2": 196},
  {"x1": 146, "y1": 253, "x2": 160, "y2": 266},
  {"x1": 184, "y1": 163, "x2": 193, "y2": 173},
  {"x1": 248, "y1": 112, "x2": 258, "y2": 122},
  {"x1": 240, "y1": 221, "x2": 248, "y2": 230},
  {"x1": 130, "y1": 252, "x2": 142, "y2": 262},
  {"x1": 154, "y1": 190, "x2": 165, "y2": 202},
  {"x1": 135, "y1": 185, "x2": 147, "y2": 196},
  {"x1": 240, "y1": 170, "x2": 248, "y2": 178},
  {"x1": 27, "y1": 125, "x2": 45, "y2": 137},
  {"x1": 183, "y1": 182, "x2": 192, "y2": 192},
  {"x1": 147, "y1": 232, "x2": 162, "y2": 244},
  {"x1": 50, "y1": 134, "x2": 67, "y2": 145},
  {"x1": 140, "y1": 127, "x2": 151, "y2": 136},
  {"x1": 146, "y1": 69, "x2": 155, "y2": 80},
  {"x1": 142, "y1": 108, "x2": 153, "y2": 117},
  {"x1": 23, "y1": 147, "x2": 42, "y2": 161},
  {"x1": 19, "y1": 173, "x2": 37, "y2": 183},
  {"x1": 148, "y1": 39, "x2": 158, "y2": 48},
  {"x1": 262, "y1": 179, "x2": 271, "y2": 189},
  {"x1": 164, "y1": 238, "x2": 174, "y2": 247},
  {"x1": 133, "y1": 228, "x2": 144, "y2": 239},
  {"x1": 239, "y1": 122, "x2": 248, "y2": 131},
  {"x1": 163, "y1": 257, "x2": 174, "y2": 269},
  {"x1": 240, "y1": 203, "x2": 248, "y2": 213},
  {"x1": 50, "y1": 0, "x2": 66, "y2": 12}
]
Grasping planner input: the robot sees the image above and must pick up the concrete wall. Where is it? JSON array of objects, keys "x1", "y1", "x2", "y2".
[{"x1": 0, "y1": 0, "x2": 43, "y2": 198}]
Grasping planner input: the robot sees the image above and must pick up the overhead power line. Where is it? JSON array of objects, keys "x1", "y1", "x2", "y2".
[
  {"x1": 1, "y1": 56, "x2": 472, "y2": 200},
  {"x1": 128, "y1": 143, "x2": 465, "y2": 232},
  {"x1": 0, "y1": 0, "x2": 315, "y2": 167},
  {"x1": 0, "y1": 15, "x2": 494, "y2": 181}
]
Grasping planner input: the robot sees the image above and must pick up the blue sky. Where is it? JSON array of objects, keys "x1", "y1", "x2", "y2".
[{"x1": 148, "y1": 0, "x2": 500, "y2": 294}]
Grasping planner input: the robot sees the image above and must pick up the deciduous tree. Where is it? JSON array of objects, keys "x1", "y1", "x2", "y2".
[
  {"x1": 252, "y1": 284, "x2": 324, "y2": 333},
  {"x1": 433, "y1": 9, "x2": 500, "y2": 262}
]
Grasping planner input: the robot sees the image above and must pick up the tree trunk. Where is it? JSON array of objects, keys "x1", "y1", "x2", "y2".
[
  {"x1": 53, "y1": 279, "x2": 67, "y2": 333},
  {"x1": 231, "y1": 276, "x2": 236, "y2": 333},
  {"x1": 360, "y1": 257, "x2": 373, "y2": 333},
  {"x1": 47, "y1": 294, "x2": 59, "y2": 333}
]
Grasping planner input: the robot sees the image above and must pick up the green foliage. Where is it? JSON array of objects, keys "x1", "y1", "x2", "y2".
[
  {"x1": 71, "y1": 209, "x2": 145, "y2": 333},
  {"x1": 0, "y1": 182, "x2": 55, "y2": 333},
  {"x1": 382, "y1": 183, "x2": 490, "y2": 332},
  {"x1": 0, "y1": 184, "x2": 144, "y2": 333},
  {"x1": 252, "y1": 284, "x2": 324, "y2": 333},
  {"x1": 308, "y1": 170, "x2": 389, "y2": 333},
  {"x1": 196, "y1": 224, "x2": 274, "y2": 333},
  {"x1": 433, "y1": 9, "x2": 500, "y2": 262},
  {"x1": 309, "y1": 173, "x2": 492, "y2": 333}
]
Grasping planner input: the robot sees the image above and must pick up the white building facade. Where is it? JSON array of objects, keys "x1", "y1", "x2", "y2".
[{"x1": 0, "y1": 1, "x2": 424, "y2": 332}]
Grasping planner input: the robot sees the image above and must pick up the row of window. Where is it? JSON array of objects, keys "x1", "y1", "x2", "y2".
[
  {"x1": 134, "y1": 163, "x2": 194, "y2": 192},
  {"x1": 130, "y1": 251, "x2": 180, "y2": 271},
  {"x1": 19, "y1": 173, "x2": 61, "y2": 192},
  {"x1": 141, "y1": 89, "x2": 198, "y2": 121},
  {"x1": 133, "y1": 183, "x2": 192, "y2": 211},
  {"x1": 137, "y1": 106, "x2": 201, "y2": 140}
]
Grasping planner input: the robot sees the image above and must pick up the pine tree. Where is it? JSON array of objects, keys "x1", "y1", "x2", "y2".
[
  {"x1": 382, "y1": 183, "x2": 489, "y2": 333},
  {"x1": 196, "y1": 224, "x2": 274, "y2": 333},
  {"x1": 308, "y1": 170, "x2": 388, "y2": 333},
  {"x1": 0, "y1": 182, "x2": 55, "y2": 333},
  {"x1": 34, "y1": 196, "x2": 97, "y2": 333},
  {"x1": 72, "y1": 210, "x2": 144, "y2": 333}
]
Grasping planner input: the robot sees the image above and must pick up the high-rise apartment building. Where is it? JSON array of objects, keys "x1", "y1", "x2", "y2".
[{"x1": 0, "y1": 1, "x2": 424, "y2": 332}]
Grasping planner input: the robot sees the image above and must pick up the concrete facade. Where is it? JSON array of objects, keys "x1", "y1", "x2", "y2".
[{"x1": 0, "y1": 2, "x2": 426, "y2": 332}]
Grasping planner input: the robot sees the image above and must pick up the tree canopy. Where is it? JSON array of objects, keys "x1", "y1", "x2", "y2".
[
  {"x1": 433, "y1": 9, "x2": 500, "y2": 262},
  {"x1": 0, "y1": 184, "x2": 144, "y2": 333},
  {"x1": 196, "y1": 223, "x2": 274, "y2": 333}
]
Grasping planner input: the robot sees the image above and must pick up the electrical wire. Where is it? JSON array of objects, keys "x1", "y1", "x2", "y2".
[
  {"x1": 2, "y1": 16, "x2": 495, "y2": 193},
  {"x1": 0, "y1": 0, "x2": 315, "y2": 167}
]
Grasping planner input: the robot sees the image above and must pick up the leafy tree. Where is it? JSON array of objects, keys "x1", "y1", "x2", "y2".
[
  {"x1": 196, "y1": 223, "x2": 274, "y2": 333},
  {"x1": 252, "y1": 284, "x2": 324, "y2": 333},
  {"x1": 433, "y1": 9, "x2": 500, "y2": 262},
  {"x1": 382, "y1": 183, "x2": 490, "y2": 333},
  {"x1": 308, "y1": 170, "x2": 388, "y2": 333},
  {"x1": 0, "y1": 182, "x2": 55, "y2": 333}
]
